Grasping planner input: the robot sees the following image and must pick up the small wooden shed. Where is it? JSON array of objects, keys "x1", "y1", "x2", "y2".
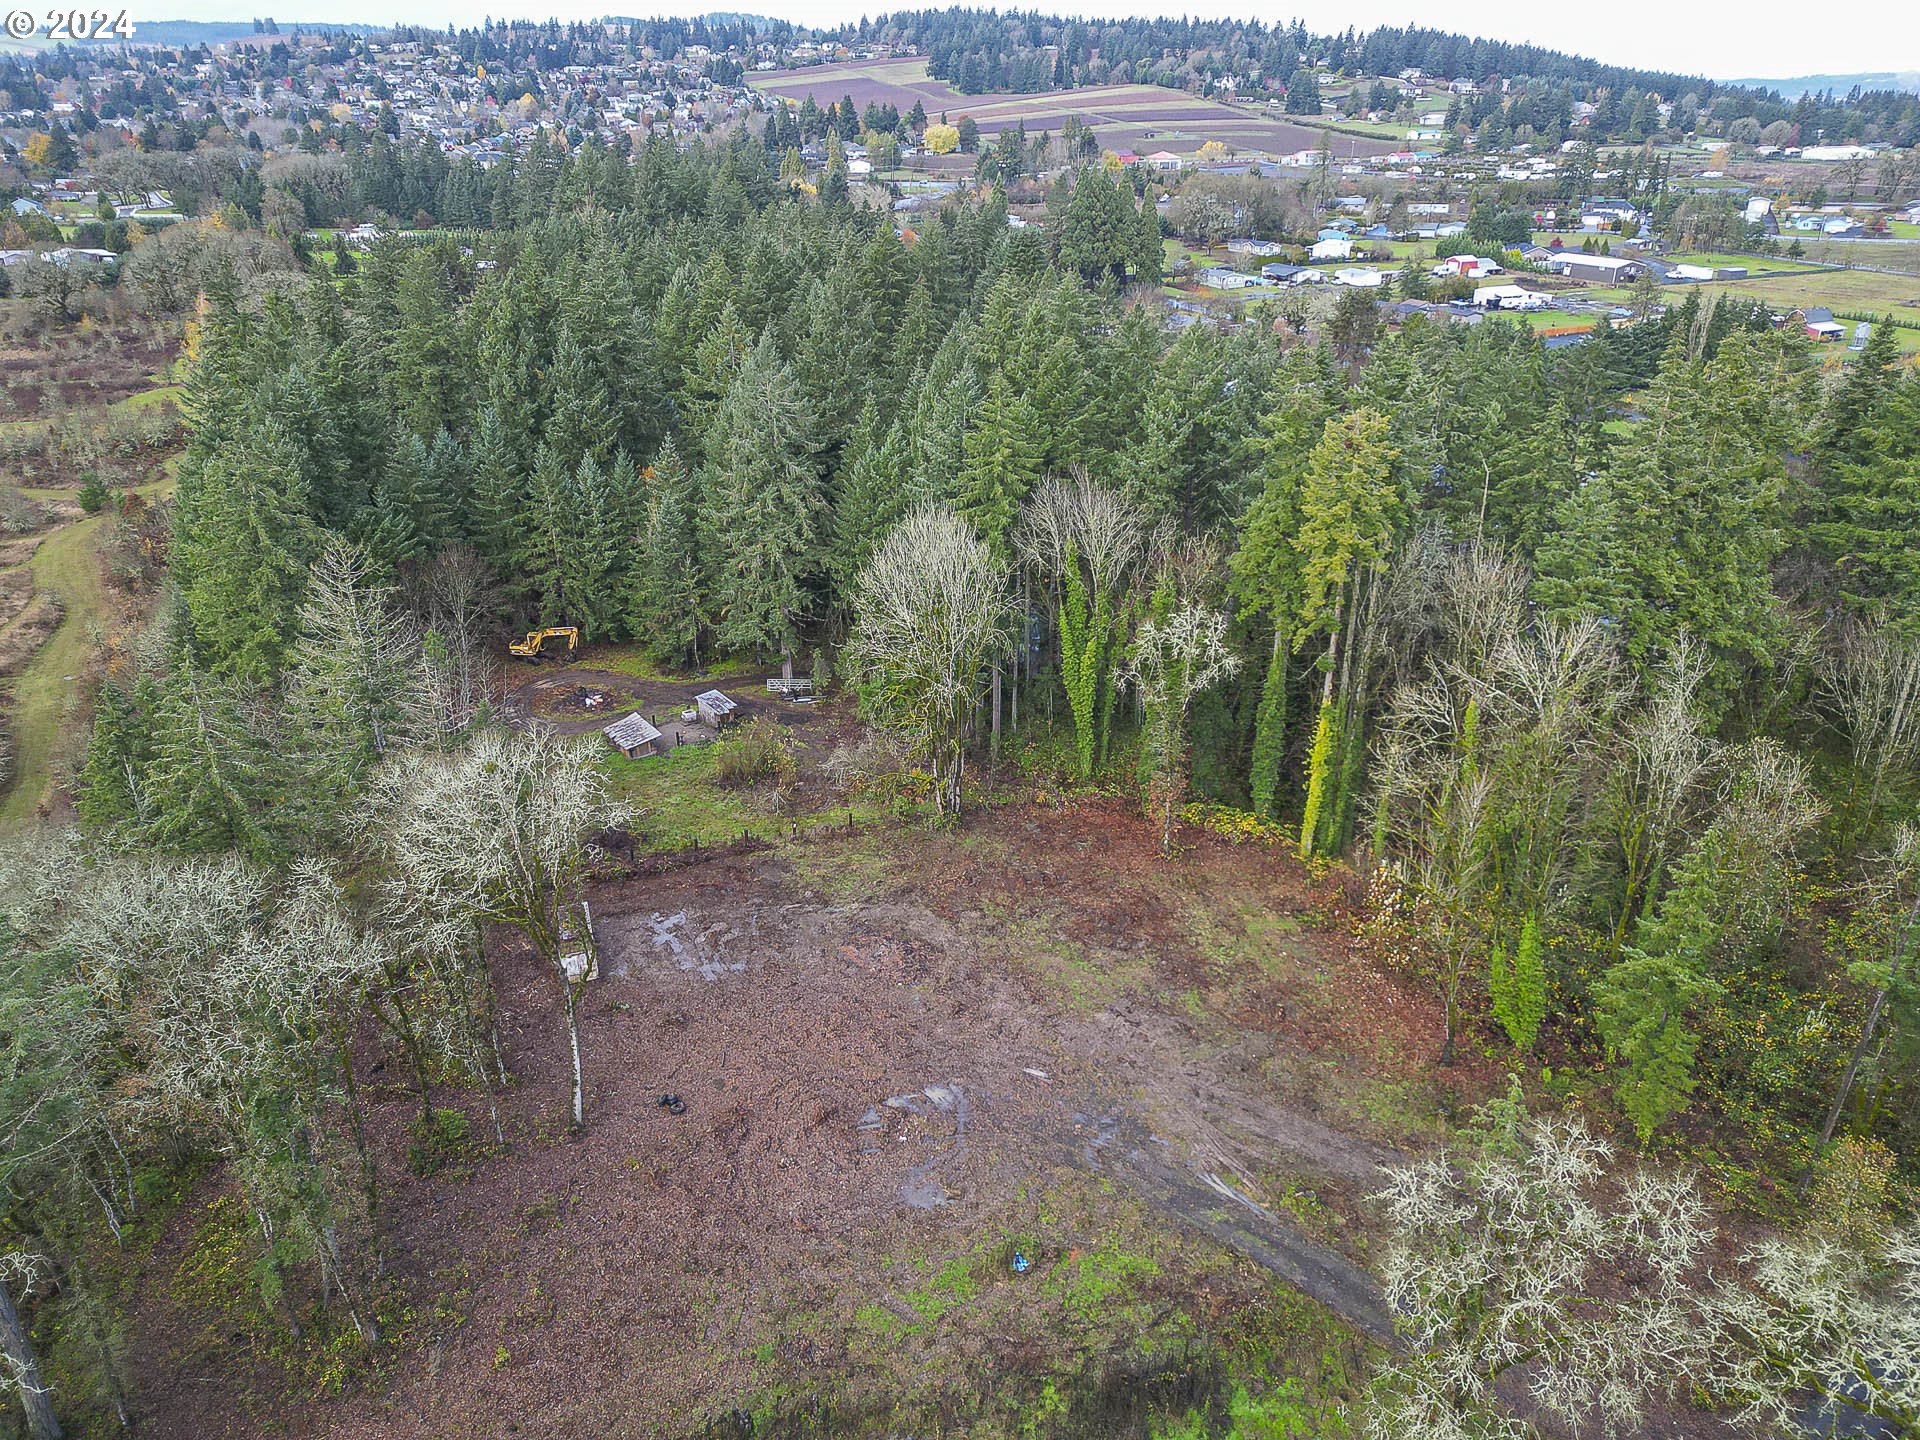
[
  {"x1": 695, "y1": 689, "x2": 739, "y2": 729},
  {"x1": 603, "y1": 712, "x2": 663, "y2": 758}
]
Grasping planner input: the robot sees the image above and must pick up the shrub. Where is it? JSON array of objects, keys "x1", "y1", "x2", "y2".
[
  {"x1": 823, "y1": 732, "x2": 905, "y2": 796},
  {"x1": 407, "y1": 1106, "x2": 471, "y2": 1175},
  {"x1": 78, "y1": 469, "x2": 111, "y2": 513},
  {"x1": 711, "y1": 716, "x2": 795, "y2": 789}
]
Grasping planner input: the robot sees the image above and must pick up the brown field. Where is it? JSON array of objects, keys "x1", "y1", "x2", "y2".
[
  {"x1": 751, "y1": 56, "x2": 1396, "y2": 158},
  {"x1": 112, "y1": 788, "x2": 1508, "y2": 1438}
]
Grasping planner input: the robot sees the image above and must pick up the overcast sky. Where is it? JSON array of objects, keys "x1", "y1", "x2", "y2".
[{"x1": 163, "y1": 1, "x2": 1920, "y2": 83}]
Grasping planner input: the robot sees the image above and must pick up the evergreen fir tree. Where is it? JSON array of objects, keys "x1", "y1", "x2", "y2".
[
  {"x1": 629, "y1": 437, "x2": 705, "y2": 665},
  {"x1": 703, "y1": 335, "x2": 822, "y2": 657},
  {"x1": 955, "y1": 373, "x2": 1043, "y2": 563}
]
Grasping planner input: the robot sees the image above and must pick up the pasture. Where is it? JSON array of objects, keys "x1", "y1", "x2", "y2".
[
  {"x1": 750, "y1": 56, "x2": 1396, "y2": 158},
  {"x1": 1706, "y1": 266, "x2": 1920, "y2": 349}
]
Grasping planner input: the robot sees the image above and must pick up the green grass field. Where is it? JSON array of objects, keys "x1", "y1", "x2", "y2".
[
  {"x1": 1522, "y1": 310, "x2": 1592, "y2": 330},
  {"x1": 1705, "y1": 267, "x2": 1920, "y2": 345},
  {"x1": 1781, "y1": 236, "x2": 1920, "y2": 275},
  {"x1": 106, "y1": 385, "x2": 184, "y2": 416},
  {"x1": 1662, "y1": 251, "x2": 1824, "y2": 275},
  {"x1": 0, "y1": 473, "x2": 173, "y2": 824},
  {"x1": 1, "y1": 510, "x2": 112, "y2": 822}
]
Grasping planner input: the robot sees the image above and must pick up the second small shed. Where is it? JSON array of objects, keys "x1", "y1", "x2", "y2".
[
  {"x1": 603, "y1": 712, "x2": 663, "y2": 758},
  {"x1": 695, "y1": 689, "x2": 739, "y2": 729}
]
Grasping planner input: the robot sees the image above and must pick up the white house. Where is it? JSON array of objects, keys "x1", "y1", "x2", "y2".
[
  {"x1": 1334, "y1": 267, "x2": 1385, "y2": 288},
  {"x1": 1309, "y1": 236, "x2": 1353, "y2": 261},
  {"x1": 1744, "y1": 197, "x2": 1772, "y2": 225},
  {"x1": 1146, "y1": 150, "x2": 1182, "y2": 171},
  {"x1": 1474, "y1": 284, "x2": 1546, "y2": 310}
]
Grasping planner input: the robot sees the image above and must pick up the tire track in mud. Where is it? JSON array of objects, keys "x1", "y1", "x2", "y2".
[{"x1": 1057, "y1": 1105, "x2": 1396, "y2": 1342}]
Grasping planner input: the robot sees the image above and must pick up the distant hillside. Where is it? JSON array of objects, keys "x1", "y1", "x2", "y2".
[{"x1": 1727, "y1": 71, "x2": 1920, "y2": 98}]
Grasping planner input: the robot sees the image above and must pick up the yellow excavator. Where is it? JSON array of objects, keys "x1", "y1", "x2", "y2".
[{"x1": 509, "y1": 626, "x2": 579, "y2": 663}]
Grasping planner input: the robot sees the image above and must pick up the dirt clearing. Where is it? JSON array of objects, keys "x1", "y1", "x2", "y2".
[{"x1": 122, "y1": 799, "x2": 1491, "y2": 1438}]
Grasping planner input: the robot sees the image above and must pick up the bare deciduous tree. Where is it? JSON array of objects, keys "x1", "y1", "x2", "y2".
[
  {"x1": 1017, "y1": 472, "x2": 1150, "y2": 777},
  {"x1": 1705, "y1": 1221, "x2": 1920, "y2": 1437},
  {"x1": 1368, "y1": 547, "x2": 1621, "y2": 1063},
  {"x1": 1822, "y1": 620, "x2": 1920, "y2": 834},
  {"x1": 848, "y1": 506, "x2": 1015, "y2": 818},
  {"x1": 1808, "y1": 823, "x2": 1920, "y2": 1173},
  {"x1": 404, "y1": 543, "x2": 500, "y2": 740},
  {"x1": 59, "y1": 855, "x2": 386, "y2": 1341},
  {"x1": 1374, "y1": 1111, "x2": 1920, "y2": 1440},
  {"x1": 361, "y1": 727, "x2": 629, "y2": 1129},
  {"x1": 1369, "y1": 1116, "x2": 1714, "y2": 1440},
  {"x1": 1601, "y1": 637, "x2": 1722, "y2": 949}
]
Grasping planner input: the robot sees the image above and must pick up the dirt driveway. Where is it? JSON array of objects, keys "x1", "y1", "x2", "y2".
[{"x1": 501, "y1": 666, "x2": 810, "y2": 739}]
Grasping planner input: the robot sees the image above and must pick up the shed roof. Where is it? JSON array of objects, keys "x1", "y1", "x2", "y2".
[
  {"x1": 603, "y1": 713, "x2": 662, "y2": 749},
  {"x1": 695, "y1": 689, "x2": 738, "y2": 712}
]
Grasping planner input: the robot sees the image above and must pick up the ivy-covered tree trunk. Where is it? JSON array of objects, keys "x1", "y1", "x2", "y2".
[
  {"x1": 1299, "y1": 598, "x2": 1344, "y2": 860},
  {"x1": 1058, "y1": 556, "x2": 1109, "y2": 779},
  {"x1": 1299, "y1": 695, "x2": 1338, "y2": 861},
  {"x1": 1250, "y1": 625, "x2": 1291, "y2": 820}
]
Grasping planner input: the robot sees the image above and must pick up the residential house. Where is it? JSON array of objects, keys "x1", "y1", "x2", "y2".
[
  {"x1": 1309, "y1": 236, "x2": 1353, "y2": 261},
  {"x1": 1334, "y1": 267, "x2": 1385, "y2": 288},
  {"x1": 1433, "y1": 254, "x2": 1502, "y2": 279},
  {"x1": 1146, "y1": 150, "x2": 1183, "y2": 171},
  {"x1": 1474, "y1": 283, "x2": 1546, "y2": 311},
  {"x1": 1200, "y1": 267, "x2": 1270, "y2": 290}
]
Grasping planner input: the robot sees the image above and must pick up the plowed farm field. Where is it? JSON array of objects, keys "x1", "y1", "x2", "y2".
[{"x1": 750, "y1": 56, "x2": 1397, "y2": 158}]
